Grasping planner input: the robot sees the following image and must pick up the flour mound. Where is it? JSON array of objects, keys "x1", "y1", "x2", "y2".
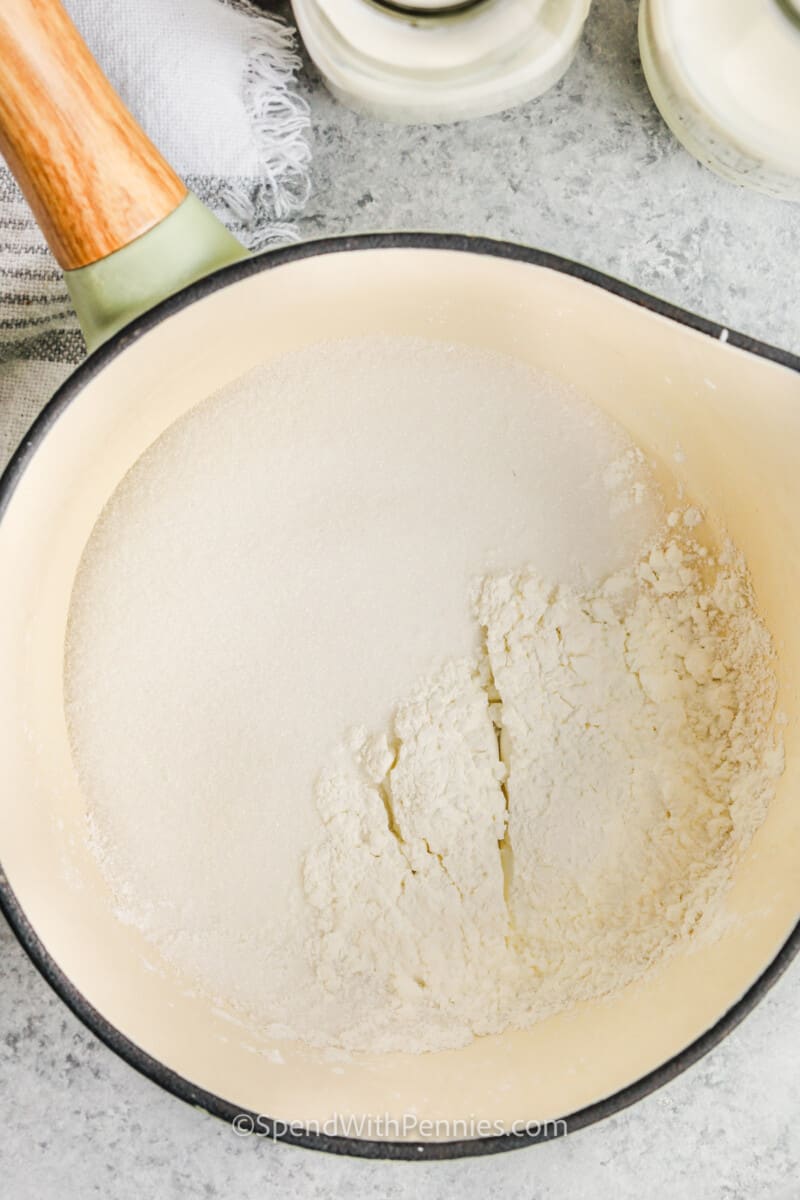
[{"x1": 302, "y1": 528, "x2": 783, "y2": 1053}]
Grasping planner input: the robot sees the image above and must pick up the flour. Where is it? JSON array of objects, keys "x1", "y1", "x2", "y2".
[
  {"x1": 304, "y1": 659, "x2": 513, "y2": 1051},
  {"x1": 301, "y1": 522, "x2": 782, "y2": 1053}
]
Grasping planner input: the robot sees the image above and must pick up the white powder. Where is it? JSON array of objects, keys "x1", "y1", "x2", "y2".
[
  {"x1": 300, "y1": 527, "x2": 782, "y2": 1052},
  {"x1": 63, "y1": 336, "x2": 782, "y2": 1055}
]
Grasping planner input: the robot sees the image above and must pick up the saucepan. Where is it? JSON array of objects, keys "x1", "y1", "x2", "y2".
[{"x1": 1, "y1": 0, "x2": 799, "y2": 1161}]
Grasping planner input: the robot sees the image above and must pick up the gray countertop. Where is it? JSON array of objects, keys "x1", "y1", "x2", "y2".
[{"x1": 2, "y1": 1, "x2": 799, "y2": 1196}]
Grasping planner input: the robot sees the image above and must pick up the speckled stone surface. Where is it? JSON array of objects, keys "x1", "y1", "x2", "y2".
[{"x1": 2, "y1": 1, "x2": 799, "y2": 1195}]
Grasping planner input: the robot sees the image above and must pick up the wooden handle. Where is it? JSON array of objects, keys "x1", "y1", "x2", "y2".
[{"x1": 0, "y1": 0, "x2": 187, "y2": 270}]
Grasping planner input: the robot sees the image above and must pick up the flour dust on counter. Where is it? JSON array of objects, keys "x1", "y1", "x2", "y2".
[{"x1": 63, "y1": 335, "x2": 782, "y2": 1055}]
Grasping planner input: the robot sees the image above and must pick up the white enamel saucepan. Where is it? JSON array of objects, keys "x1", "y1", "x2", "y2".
[{"x1": 1, "y1": 0, "x2": 799, "y2": 1161}]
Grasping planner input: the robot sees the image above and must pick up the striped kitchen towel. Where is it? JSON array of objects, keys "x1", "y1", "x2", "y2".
[{"x1": 0, "y1": 0, "x2": 311, "y2": 469}]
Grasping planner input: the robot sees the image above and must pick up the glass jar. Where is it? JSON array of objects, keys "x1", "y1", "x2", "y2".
[
  {"x1": 639, "y1": 0, "x2": 800, "y2": 200},
  {"x1": 291, "y1": 0, "x2": 592, "y2": 125}
]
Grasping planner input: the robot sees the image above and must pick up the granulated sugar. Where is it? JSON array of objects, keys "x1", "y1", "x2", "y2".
[{"x1": 63, "y1": 336, "x2": 782, "y2": 1053}]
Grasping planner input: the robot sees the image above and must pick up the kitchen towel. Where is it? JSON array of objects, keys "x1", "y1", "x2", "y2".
[{"x1": 0, "y1": 0, "x2": 311, "y2": 467}]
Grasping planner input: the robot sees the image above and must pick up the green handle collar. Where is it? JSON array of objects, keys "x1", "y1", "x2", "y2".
[{"x1": 65, "y1": 194, "x2": 248, "y2": 352}]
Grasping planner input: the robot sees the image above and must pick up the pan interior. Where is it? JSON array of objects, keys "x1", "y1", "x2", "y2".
[{"x1": 0, "y1": 246, "x2": 798, "y2": 1140}]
